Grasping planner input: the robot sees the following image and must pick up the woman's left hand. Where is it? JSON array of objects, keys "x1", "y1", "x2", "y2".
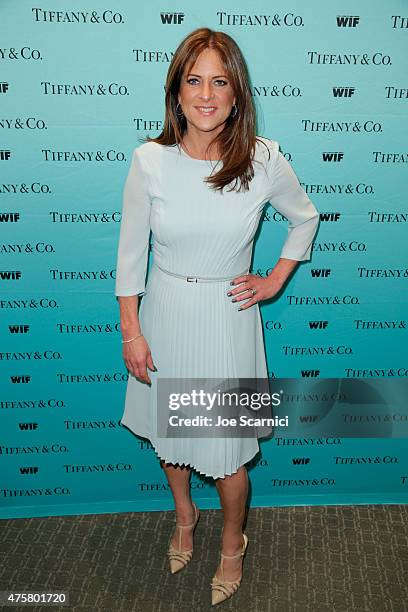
[{"x1": 227, "y1": 273, "x2": 283, "y2": 310}]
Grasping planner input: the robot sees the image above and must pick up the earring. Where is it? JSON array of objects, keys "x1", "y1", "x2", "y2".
[
  {"x1": 176, "y1": 102, "x2": 184, "y2": 117},
  {"x1": 230, "y1": 104, "x2": 238, "y2": 118}
]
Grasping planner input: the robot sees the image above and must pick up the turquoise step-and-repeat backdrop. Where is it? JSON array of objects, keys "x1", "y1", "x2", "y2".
[{"x1": 1, "y1": 1, "x2": 407, "y2": 518}]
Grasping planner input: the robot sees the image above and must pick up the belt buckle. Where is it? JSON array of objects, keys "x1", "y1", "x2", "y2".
[{"x1": 186, "y1": 276, "x2": 198, "y2": 283}]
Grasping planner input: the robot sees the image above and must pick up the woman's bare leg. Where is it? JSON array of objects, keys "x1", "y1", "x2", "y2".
[
  {"x1": 214, "y1": 465, "x2": 249, "y2": 580},
  {"x1": 160, "y1": 459, "x2": 196, "y2": 550}
]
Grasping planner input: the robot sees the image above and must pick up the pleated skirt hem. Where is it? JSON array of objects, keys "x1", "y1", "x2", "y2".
[{"x1": 148, "y1": 435, "x2": 260, "y2": 480}]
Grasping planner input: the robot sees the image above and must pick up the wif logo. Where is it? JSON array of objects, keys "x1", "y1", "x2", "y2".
[
  {"x1": 11, "y1": 375, "x2": 31, "y2": 383},
  {"x1": 332, "y1": 87, "x2": 356, "y2": 97},
  {"x1": 322, "y1": 152, "x2": 344, "y2": 162},
  {"x1": 9, "y1": 324, "x2": 30, "y2": 334},
  {"x1": 319, "y1": 213, "x2": 341, "y2": 221},
  {"x1": 309, "y1": 321, "x2": 329, "y2": 329},
  {"x1": 20, "y1": 466, "x2": 39, "y2": 474},
  {"x1": 0, "y1": 271, "x2": 22, "y2": 280},
  {"x1": 0, "y1": 82, "x2": 9, "y2": 93},
  {"x1": 299, "y1": 415, "x2": 319, "y2": 423},
  {"x1": 292, "y1": 457, "x2": 311, "y2": 465},
  {"x1": 19, "y1": 422, "x2": 38, "y2": 430},
  {"x1": 160, "y1": 12, "x2": 184, "y2": 24},
  {"x1": 336, "y1": 15, "x2": 360, "y2": 27},
  {"x1": 311, "y1": 269, "x2": 332, "y2": 278},
  {"x1": 0, "y1": 212, "x2": 20, "y2": 222},
  {"x1": 0, "y1": 150, "x2": 11, "y2": 160}
]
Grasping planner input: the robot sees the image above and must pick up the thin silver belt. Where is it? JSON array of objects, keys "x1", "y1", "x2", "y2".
[{"x1": 155, "y1": 263, "x2": 248, "y2": 283}]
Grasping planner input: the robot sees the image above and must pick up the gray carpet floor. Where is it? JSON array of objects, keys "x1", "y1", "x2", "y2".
[{"x1": 0, "y1": 504, "x2": 407, "y2": 611}]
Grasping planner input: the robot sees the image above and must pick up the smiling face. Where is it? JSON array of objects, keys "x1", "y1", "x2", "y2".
[{"x1": 177, "y1": 48, "x2": 236, "y2": 137}]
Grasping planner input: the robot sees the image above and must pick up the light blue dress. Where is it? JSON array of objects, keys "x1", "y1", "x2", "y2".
[{"x1": 114, "y1": 137, "x2": 319, "y2": 479}]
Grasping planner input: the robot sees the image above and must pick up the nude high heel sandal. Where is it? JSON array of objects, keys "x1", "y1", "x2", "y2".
[
  {"x1": 167, "y1": 501, "x2": 200, "y2": 574},
  {"x1": 210, "y1": 532, "x2": 249, "y2": 605}
]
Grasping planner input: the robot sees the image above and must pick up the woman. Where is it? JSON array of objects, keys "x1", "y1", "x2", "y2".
[{"x1": 114, "y1": 28, "x2": 319, "y2": 606}]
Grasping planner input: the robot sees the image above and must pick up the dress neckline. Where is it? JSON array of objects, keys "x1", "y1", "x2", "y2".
[{"x1": 171, "y1": 143, "x2": 221, "y2": 163}]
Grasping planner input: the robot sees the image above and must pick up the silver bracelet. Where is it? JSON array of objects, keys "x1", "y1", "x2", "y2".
[{"x1": 121, "y1": 333, "x2": 143, "y2": 344}]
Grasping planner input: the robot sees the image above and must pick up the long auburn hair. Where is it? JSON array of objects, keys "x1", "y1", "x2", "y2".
[{"x1": 142, "y1": 28, "x2": 266, "y2": 193}]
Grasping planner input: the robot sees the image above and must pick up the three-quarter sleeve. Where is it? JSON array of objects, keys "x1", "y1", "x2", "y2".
[
  {"x1": 114, "y1": 147, "x2": 152, "y2": 297},
  {"x1": 264, "y1": 139, "x2": 320, "y2": 261}
]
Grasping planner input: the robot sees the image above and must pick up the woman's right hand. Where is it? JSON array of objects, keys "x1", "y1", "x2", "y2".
[{"x1": 122, "y1": 335, "x2": 156, "y2": 384}]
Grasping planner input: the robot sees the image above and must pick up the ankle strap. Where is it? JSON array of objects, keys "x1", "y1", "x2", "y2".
[{"x1": 221, "y1": 550, "x2": 245, "y2": 560}]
